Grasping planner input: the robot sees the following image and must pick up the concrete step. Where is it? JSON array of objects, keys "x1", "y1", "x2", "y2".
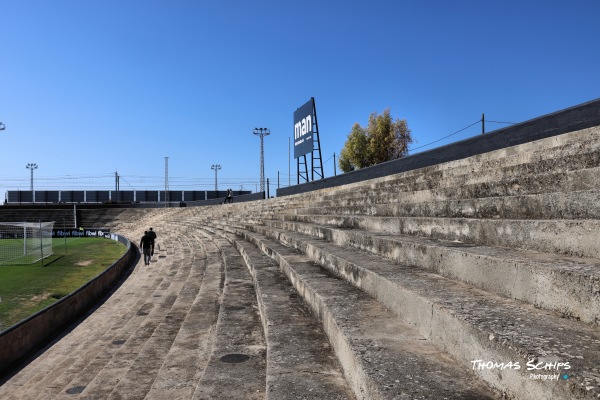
[
  {"x1": 80, "y1": 244, "x2": 204, "y2": 399},
  {"x1": 346, "y1": 146, "x2": 597, "y2": 194},
  {"x1": 0, "y1": 231, "x2": 234, "y2": 399},
  {"x1": 304, "y1": 163, "x2": 600, "y2": 212},
  {"x1": 214, "y1": 220, "x2": 600, "y2": 400},
  {"x1": 0, "y1": 232, "x2": 180, "y2": 398},
  {"x1": 248, "y1": 219, "x2": 600, "y2": 326},
  {"x1": 283, "y1": 214, "x2": 600, "y2": 259},
  {"x1": 200, "y1": 226, "x2": 354, "y2": 400},
  {"x1": 133, "y1": 235, "x2": 216, "y2": 400},
  {"x1": 446, "y1": 125, "x2": 598, "y2": 165},
  {"x1": 294, "y1": 189, "x2": 600, "y2": 220},
  {"x1": 189, "y1": 232, "x2": 266, "y2": 400},
  {"x1": 272, "y1": 129, "x2": 600, "y2": 221},
  {"x1": 204, "y1": 222, "x2": 500, "y2": 399},
  {"x1": 314, "y1": 126, "x2": 600, "y2": 203},
  {"x1": 48, "y1": 235, "x2": 200, "y2": 399}
]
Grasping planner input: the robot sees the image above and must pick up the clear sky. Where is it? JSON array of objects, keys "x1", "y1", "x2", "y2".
[{"x1": 1, "y1": 0, "x2": 599, "y2": 199}]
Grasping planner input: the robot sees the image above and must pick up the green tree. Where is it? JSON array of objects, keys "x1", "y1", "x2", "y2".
[
  {"x1": 338, "y1": 123, "x2": 369, "y2": 172},
  {"x1": 338, "y1": 108, "x2": 412, "y2": 172}
]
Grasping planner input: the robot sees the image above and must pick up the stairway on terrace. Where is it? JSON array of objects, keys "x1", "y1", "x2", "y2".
[
  {"x1": 1, "y1": 124, "x2": 599, "y2": 399},
  {"x1": 166, "y1": 124, "x2": 600, "y2": 399}
]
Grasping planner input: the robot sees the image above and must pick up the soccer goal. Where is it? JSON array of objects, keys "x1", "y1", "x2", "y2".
[{"x1": 0, "y1": 221, "x2": 55, "y2": 265}]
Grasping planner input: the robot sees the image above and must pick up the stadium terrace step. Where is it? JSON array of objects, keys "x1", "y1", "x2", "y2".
[
  {"x1": 312, "y1": 153, "x2": 600, "y2": 209},
  {"x1": 199, "y1": 226, "x2": 354, "y2": 400},
  {"x1": 283, "y1": 213, "x2": 600, "y2": 260},
  {"x1": 139, "y1": 235, "x2": 220, "y2": 400},
  {"x1": 208, "y1": 220, "x2": 600, "y2": 400},
  {"x1": 240, "y1": 219, "x2": 600, "y2": 326},
  {"x1": 199, "y1": 223, "x2": 499, "y2": 399},
  {"x1": 0, "y1": 229, "x2": 233, "y2": 399},
  {"x1": 293, "y1": 189, "x2": 600, "y2": 220},
  {"x1": 305, "y1": 165, "x2": 600, "y2": 212},
  {"x1": 313, "y1": 126, "x2": 600, "y2": 202},
  {"x1": 60, "y1": 234, "x2": 199, "y2": 399},
  {"x1": 279, "y1": 129, "x2": 600, "y2": 222},
  {"x1": 0, "y1": 209, "x2": 76, "y2": 230},
  {"x1": 0, "y1": 230, "x2": 177, "y2": 398},
  {"x1": 189, "y1": 232, "x2": 266, "y2": 400}
]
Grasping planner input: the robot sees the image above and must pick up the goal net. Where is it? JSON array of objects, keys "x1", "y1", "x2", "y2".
[{"x1": 0, "y1": 221, "x2": 55, "y2": 265}]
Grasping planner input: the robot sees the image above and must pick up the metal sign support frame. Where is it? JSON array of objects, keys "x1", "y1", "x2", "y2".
[{"x1": 297, "y1": 97, "x2": 324, "y2": 184}]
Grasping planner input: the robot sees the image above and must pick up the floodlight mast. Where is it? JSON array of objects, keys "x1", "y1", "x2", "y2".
[
  {"x1": 26, "y1": 163, "x2": 38, "y2": 203},
  {"x1": 164, "y1": 156, "x2": 169, "y2": 207},
  {"x1": 253, "y1": 127, "x2": 270, "y2": 194},
  {"x1": 211, "y1": 164, "x2": 221, "y2": 192}
]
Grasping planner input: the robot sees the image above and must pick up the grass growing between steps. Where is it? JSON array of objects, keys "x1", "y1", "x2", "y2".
[{"x1": 0, "y1": 237, "x2": 126, "y2": 330}]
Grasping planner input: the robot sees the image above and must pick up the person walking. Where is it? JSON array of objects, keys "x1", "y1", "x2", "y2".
[
  {"x1": 140, "y1": 231, "x2": 154, "y2": 265},
  {"x1": 224, "y1": 188, "x2": 233, "y2": 204},
  {"x1": 147, "y1": 227, "x2": 157, "y2": 258},
  {"x1": 148, "y1": 227, "x2": 157, "y2": 242}
]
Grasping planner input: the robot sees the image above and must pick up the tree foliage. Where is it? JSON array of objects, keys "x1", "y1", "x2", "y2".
[
  {"x1": 338, "y1": 123, "x2": 369, "y2": 172},
  {"x1": 338, "y1": 108, "x2": 412, "y2": 172}
]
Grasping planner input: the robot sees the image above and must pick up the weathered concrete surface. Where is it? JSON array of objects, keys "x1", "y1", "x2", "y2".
[
  {"x1": 228, "y1": 225, "x2": 498, "y2": 399},
  {"x1": 218, "y1": 221, "x2": 599, "y2": 399},
  {"x1": 284, "y1": 214, "x2": 600, "y2": 259},
  {"x1": 0, "y1": 221, "x2": 268, "y2": 399},
  {"x1": 205, "y1": 226, "x2": 353, "y2": 400},
  {"x1": 259, "y1": 219, "x2": 600, "y2": 325},
  {"x1": 190, "y1": 233, "x2": 266, "y2": 400}
]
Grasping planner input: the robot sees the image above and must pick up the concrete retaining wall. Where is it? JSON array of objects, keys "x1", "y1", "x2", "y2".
[{"x1": 0, "y1": 234, "x2": 136, "y2": 377}]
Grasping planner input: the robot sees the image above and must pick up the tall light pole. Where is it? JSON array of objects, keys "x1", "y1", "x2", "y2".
[
  {"x1": 211, "y1": 164, "x2": 221, "y2": 192},
  {"x1": 164, "y1": 156, "x2": 169, "y2": 207},
  {"x1": 26, "y1": 163, "x2": 38, "y2": 203},
  {"x1": 0, "y1": 122, "x2": 5, "y2": 131},
  {"x1": 253, "y1": 127, "x2": 270, "y2": 193}
]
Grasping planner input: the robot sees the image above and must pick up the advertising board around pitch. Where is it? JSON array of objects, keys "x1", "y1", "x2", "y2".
[{"x1": 294, "y1": 99, "x2": 314, "y2": 159}]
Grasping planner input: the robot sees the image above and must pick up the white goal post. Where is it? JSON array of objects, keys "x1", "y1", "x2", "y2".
[{"x1": 0, "y1": 221, "x2": 55, "y2": 265}]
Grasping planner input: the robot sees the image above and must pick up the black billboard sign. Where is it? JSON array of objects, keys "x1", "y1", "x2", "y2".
[{"x1": 294, "y1": 99, "x2": 314, "y2": 158}]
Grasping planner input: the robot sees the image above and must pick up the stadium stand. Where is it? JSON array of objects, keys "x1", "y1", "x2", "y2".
[{"x1": 1, "y1": 100, "x2": 599, "y2": 399}]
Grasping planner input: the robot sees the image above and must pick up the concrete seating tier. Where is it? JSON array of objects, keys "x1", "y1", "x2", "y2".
[
  {"x1": 207, "y1": 219, "x2": 598, "y2": 399},
  {"x1": 310, "y1": 126, "x2": 600, "y2": 203},
  {"x1": 0, "y1": 208, "x2": 75, "y2": 228},
  {"x1": 1, "y1": 125, "x2": 599, "y2": 399},
  {"x1": 291, "y1": 139, "x2": 600, "y2": 220},
  {"x1": 77, "y1": 208, "x2": 137, "y2": 229}
]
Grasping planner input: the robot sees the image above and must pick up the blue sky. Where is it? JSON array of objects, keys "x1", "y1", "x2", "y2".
[{"x1": 1, "y1": 0, "x2": 599, "y2": 199}]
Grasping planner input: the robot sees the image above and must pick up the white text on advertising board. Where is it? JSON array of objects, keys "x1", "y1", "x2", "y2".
[{"x1": 294, "y1": 114, "x2": 312, "y2": 141}]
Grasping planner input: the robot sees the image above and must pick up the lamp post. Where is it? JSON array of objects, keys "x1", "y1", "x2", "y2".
[
  {"x1": 164, "y1": 156, "x2": 169, "y2": 207},
  {"x1": 26, "y1": 163, "x2": 38, "y2": 203},
  {"x1": 253, "y1": 127, "x2": 270, "y2": 193},
  {"x1": 211, "y1": 164, "x2": 221, "y2": 192}
]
